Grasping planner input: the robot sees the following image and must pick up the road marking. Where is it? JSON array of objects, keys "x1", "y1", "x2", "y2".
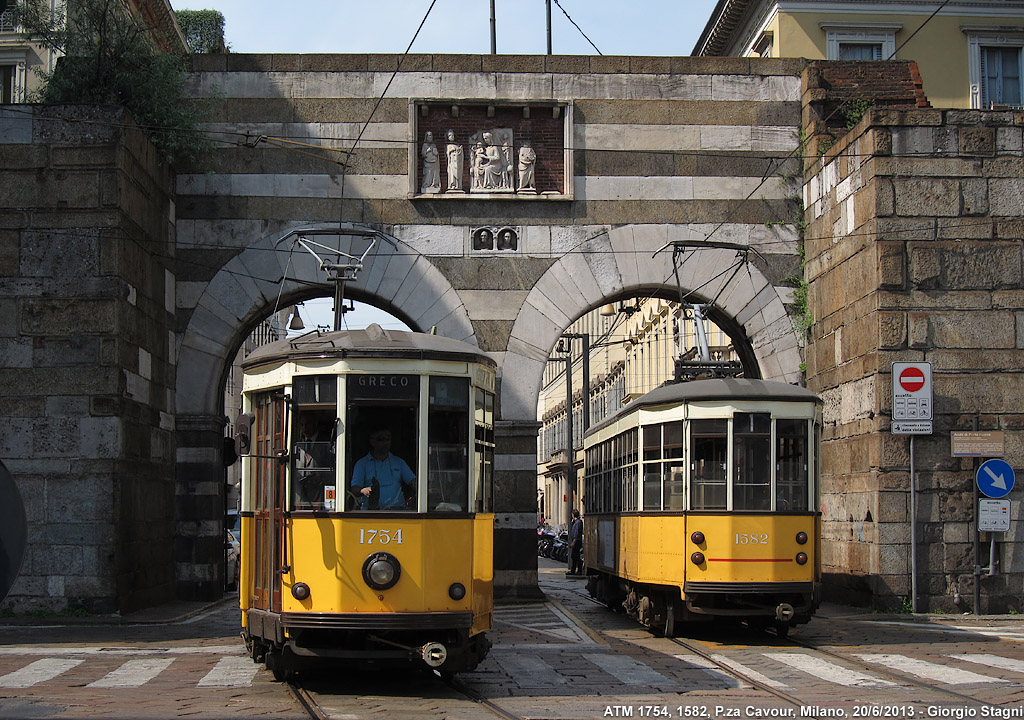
[
  {"x1": 856, "y1": 653, "x2": 1011, "y2": 685},
  {"x1": 197, "y1": 656, "x2": 261, "y2": 687},
  {"x1": 584, "y1": 654, "x2": 672, "y2": 686},
  {"x1": 493, "y1": 603, "x2": 596, "y2": 644},
  {"x1": 493, "y1": 654, "x2": 567, "y2": 687},
  {"x1": 0, "y1": 645, "x2": 242, "y2": 656},
  {"x1": 709, "y1": 654, "x2": 790, "y2": 690},
  {"x1": 674, "y1": 655, "x2": 751, "y2": 689},
  {"x1": 765, "y1": 652, "x2": 897, "y2": 687},
  {"x1": 0, "y1": 658, "x2": 84, "y2": 688},
  {"x1": 856, "y1": 653, "x2": 1012, "y2": 685},
  {"x1": 948, "y1": 654, "x2": 1024, "y2": 675},
  {"x1": 87, "y1": 658, "x2": 175, "y2": 688}
]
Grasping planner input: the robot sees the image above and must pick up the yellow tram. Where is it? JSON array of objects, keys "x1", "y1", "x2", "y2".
[
  {"x1": 235, "y1": 324, "x2": 496, "y2": 679},
  {"x1": 582, "y1": 378, "x2": 822, "y2": 637}
]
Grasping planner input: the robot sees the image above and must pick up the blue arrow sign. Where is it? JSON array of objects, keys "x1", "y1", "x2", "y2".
[{"x1": 977, "y1": 459, "x2": 1015, "y2": 499}]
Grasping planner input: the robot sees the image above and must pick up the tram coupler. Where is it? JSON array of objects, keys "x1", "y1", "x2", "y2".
[
  {"x1": 775, "y1": 603, "x2": 795, "y2": 623},
  {"x1": 420, "y1": 642, "x2": 448, "y2": 668}
]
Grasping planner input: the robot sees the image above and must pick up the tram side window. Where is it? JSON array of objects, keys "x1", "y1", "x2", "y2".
[
  {"x1": 428, "y1": 377, "x2": 470, "y2": 512},
  {"x1": 473, "y1": 388, "x2": 494, "y2": 513},
  {"x1": 777, "y1": 419, "x2": 809, "y2": 511},
  {"x1": 733, "y1": 413, "x2": 771, "y2": 511},
  {"x1": 690, "y1": 419, "x2": 727, "y2": 510},
  {"x1": 643, "y1": 422, "x2": 684, "y2": 511},
  {"x1": 291, "y1": 376, "x2": 337, "y2": 511}
]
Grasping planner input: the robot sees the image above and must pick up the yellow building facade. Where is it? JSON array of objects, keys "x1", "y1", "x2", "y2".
[{"x1": 693, "y1": 0, "x2": 1024, "y2": 109}]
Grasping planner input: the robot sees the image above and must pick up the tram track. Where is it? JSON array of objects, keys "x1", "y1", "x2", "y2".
[{"x1": 567, "y1": 584, "x2": 1008, "y2": 715}]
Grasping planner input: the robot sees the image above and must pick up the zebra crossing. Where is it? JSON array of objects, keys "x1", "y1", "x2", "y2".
[{"x1": 0, "y1": 646, "x2": 261, "y2": 689}]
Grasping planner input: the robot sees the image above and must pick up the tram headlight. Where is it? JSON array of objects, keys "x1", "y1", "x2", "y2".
[
  {"x1": 690, "y1": 531, "x2": 705, "y2": 545},
  {"x1": 795, "y1": 552, "x2": 808, "y2": 565},
  {"x1": 291, "y1": 582, "x2": 311, "y2": 601},
  {"x1": 448, "y1": 582, "x2": 466, "y2": 601},
  {"x1": 362, "y1": 552, "x2": 401, "y2": 591},
  {"x1": 795, "y1": 531, "x2": 808, "y2": 545},
  {"x1": 690, "y1": 551, "x2": 705, "y2": 566}
]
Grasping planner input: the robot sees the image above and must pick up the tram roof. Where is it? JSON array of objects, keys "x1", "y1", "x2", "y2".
[
  {"x1": 586, "y1": 378, "x2": 821, "y2": 437},
  {"x1": 241, "y1": 324, "x2": 496, "y2": 369}
]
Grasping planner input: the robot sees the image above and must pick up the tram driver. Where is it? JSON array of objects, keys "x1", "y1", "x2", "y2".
[{"x1": 351, "y1": 428, "x2": 417, "y2": 511}]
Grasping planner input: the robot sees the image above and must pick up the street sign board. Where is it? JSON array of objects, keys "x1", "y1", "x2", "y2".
[
  {"x1": 977, "y1": 459, "x2": 1015, "y2": 499},
  {"x1": 951, "y1": 431, "x2": 1005, "y2": 457},
  {"x1": 892, "y1": 362, "x2": 933, "y2": 421},
  {"x1": 979, "y1": 499, "x2": 1011, "y2": 532},
  {"x1": 892, "y1": 420, "x2": 933, "y2": 435}
]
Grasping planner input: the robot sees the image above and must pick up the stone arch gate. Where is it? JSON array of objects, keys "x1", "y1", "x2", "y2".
[
  {"x1": 171, "y1": 53, "x2": 809, "y2": 600},
  {"x1": 179, "y1": 223, "x2": 802, "y2": 599}
]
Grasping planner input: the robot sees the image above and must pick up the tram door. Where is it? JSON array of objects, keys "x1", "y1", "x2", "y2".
[{"x1": 251, "y1": 392, "x2": 287, "y2": 612}]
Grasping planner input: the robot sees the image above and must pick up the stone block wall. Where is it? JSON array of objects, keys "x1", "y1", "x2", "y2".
[
  {"x1": 0, "y1": 105, "x2": 178, "y2": 614},
  {"x1": 804, "y1": 105, "x2": 1024, "y2": 611}
]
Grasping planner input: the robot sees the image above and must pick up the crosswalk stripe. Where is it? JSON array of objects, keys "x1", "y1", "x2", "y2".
[
  {"x1": 709, "y1": 654, "x2": 789, "y2": 690},
  {"x1": 674, "y1": 655, "x2": 750, "y2": 689},
  {"x1": 0, "y1": 658, "x2": 84, "y2": 688},
  {"x1": 87, "y1": 658, "x2": 175, "y2": 688},
  {"x1": 197, "y1": 657, "x2": 260, "y2": 687},
  {"x1": 949, "y1": 653, "x2": 1024, "y2": 674},
  {"x1": 493, "y1": 655, "x2": 567, "y2": 687},
  {"x1": 764, "y1": 652, "x2": 897, "y2": 687},
  {"x1": 856, "y1": 653, "x2": 1012, "y2": 685},
  {"x1": 585, "y1": 654, "x2": 672, "y2": 686}
]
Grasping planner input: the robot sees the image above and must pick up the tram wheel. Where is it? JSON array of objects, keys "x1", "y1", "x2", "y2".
[
  {"x1": 663, "y1": 597, "x2": 678, "y2": 638},
  {"x1": 266, "y1": 651, "x2": 296, "y2": 682}
]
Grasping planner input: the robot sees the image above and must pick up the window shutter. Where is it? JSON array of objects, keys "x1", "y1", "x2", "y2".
[{"x1": 980, "y1": 48, "x2": 990, "y2": 107}]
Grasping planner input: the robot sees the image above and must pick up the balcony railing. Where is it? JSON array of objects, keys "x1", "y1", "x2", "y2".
[{"x1": 0, "y1": 9, "x2": 16, "y2": 33}]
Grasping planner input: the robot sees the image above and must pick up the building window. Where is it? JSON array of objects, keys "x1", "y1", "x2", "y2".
[
  {"x1": 1, "y1": 65, "x2": 14, "y2": 104},
  {"x1": 0, "y1": 0, "x2": 14, "y2": 33},
  {"x1": 967, "y1": 30, "x2": 1024, "y2": 109},
  {"x1": 981, "y1": 45, "x2": 1023, "y2": 107},
  {"x1": 823, "y1": 24, "x2": 899, "y2": 61}
]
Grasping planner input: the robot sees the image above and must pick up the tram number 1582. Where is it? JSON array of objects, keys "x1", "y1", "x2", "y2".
[
  {"x1": 734, "y1": 533, "x2": 769, "y2": 545},
  {"x1": 359, "y1": 529, "x2": 405, "y2": 545}
]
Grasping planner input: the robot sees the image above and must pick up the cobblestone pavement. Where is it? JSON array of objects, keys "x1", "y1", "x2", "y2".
[{"x1": 3, "y1": 562, "x2": 1024, "y2": 719}]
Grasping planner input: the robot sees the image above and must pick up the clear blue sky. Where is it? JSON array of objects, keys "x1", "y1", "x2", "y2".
[
  {"x1": 170, "y1": 0, "x2": 719, "y2": 57},
  {"x1": 176, "y1": 0, "x2": 721, "y2": 330}
]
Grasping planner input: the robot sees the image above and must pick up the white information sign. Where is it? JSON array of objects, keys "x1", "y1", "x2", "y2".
[{"x1": 979, "y1": 499, "x2": 1011, "y2": 533}]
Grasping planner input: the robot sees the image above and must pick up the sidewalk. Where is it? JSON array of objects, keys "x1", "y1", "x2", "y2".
[{"x1": 0, "y1": 593, "x2": 237, "y2": 627}]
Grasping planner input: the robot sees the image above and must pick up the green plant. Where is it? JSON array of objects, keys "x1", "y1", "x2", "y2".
[
  {"x1": 14, "y1": 0, "x2": 214, "y2": 165},
  {"x1": 175, "y1": 9, "x2": 226, "y2": 53},
  {"x1": 841, "y1": 97, "x2": 874, "y2": 130}
]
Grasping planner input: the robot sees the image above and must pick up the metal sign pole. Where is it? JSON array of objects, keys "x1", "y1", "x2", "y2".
[{"x1": 910, "y1": 435, "x2": 918, "y2": 613}]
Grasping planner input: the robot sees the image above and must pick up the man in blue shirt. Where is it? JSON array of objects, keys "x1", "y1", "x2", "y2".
[{"x1": 351, "y1": 429, "x2": 416, "y2": 510}]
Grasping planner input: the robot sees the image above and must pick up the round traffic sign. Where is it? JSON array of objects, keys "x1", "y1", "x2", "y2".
[
  {"x1": 899, "y1": 366, "x2": 926, "y2": 393},
  {"x1": 978, "y1": 459, "x2": 1016, "y2": 499}
]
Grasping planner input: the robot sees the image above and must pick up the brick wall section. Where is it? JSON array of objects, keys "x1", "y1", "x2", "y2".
[
  {"x1": 803, "y1": 61, "x2": 930, "y2": 157},
  {"x1": 0, "y1": 105, "x2": 179, "y2": 614},
  {"x1": 804, "y1": 106, "x2": 1024, "y2": 611}
]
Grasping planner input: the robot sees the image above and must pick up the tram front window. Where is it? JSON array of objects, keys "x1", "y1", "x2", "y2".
[
  {"x1": 291, "y1": 376, "x2": 337, "y2": 511},
  {"x1": 428, "y1": 377, "x2": 469, "y2": 512},
  {"x1": 346, "y1": 375, "x2": 419, "y2": 512},
  {"x1": 733, "y1": 413, "x2": 771, "y2": 511},
  {"x1": 776, "y1": 419, "x2": 809, "y2": 511},
  {"x1": 690, "y1": 419, "x2": 727, "y2": 510}
]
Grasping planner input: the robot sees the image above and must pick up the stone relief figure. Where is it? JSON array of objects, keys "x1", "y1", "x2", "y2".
[
  {"x1": 472, "y1": 227, "x2": 494, "y2": 250},
  {"x1": 469, "y1": 129, "x2": 514, "y2": 192},
  {"x1": 445, "y1": 130, "x2": 464, "y2": 192},
  {"x1": 517, "y1": 139, "x2": 537, "y2": 193},
  {"x1": 420, "y1": 131, "x2": 440, "y2": 194},
  {"x1": 497, "y1": 227, "x2": 518, "y2": 250}
]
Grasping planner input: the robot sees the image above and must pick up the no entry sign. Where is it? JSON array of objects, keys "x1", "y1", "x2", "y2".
[
  {"x1": 899, "y1": 366, "x2": 926, "y2": 393},
  {"x1": 892, "y1": 362, "x2": 933, "y2": 433}
]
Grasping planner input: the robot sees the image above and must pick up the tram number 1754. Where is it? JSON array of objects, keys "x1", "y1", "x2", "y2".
[
  {"x1": 734, "y1": 533, "x2": 769, "y2": 545},
  {"x1": 359, "y1": 529, "x2": 405, "y2": 545}
]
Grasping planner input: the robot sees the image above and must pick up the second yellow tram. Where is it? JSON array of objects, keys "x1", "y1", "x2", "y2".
[{"x1": 582, "y1": 378, "x2": 823, "y2": 637}]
